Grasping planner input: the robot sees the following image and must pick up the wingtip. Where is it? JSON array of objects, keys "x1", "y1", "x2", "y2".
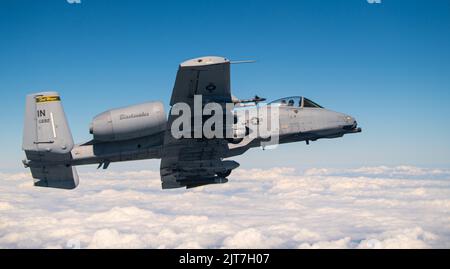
[{"x1": 180, "y1": 56, "x2": 229, "y2": 67}]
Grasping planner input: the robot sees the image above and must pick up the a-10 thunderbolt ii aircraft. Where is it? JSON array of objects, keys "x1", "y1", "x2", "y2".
[{"x1": 22, "y1": 56, "x2": 361, "y2": 190}]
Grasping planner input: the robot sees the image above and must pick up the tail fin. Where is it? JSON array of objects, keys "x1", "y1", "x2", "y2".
[{"x1": 22, "y1": 91, "x2": 79, "y2": 189}]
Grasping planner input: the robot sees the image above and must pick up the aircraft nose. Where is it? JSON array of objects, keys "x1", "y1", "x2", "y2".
[
  {"x1": 344, "y1": 115, "x2": 356, "y2": 125},
  {"x1": 342, "y1": 115, "x2": 361, "y2": 133}
]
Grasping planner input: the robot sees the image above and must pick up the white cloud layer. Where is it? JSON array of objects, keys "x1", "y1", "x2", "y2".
[{"x1": 1, "y1": 165, "x2": 450, "y2": 249}]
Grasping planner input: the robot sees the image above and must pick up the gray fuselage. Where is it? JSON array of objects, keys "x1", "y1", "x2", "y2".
[{"x1": 58, "y1": 100, "x2": 360, "y2": 169}]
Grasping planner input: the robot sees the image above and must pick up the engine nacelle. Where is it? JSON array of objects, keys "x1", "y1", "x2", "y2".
[{"x1": 90, "y1": 101, "x2": 166, "y2": 142}]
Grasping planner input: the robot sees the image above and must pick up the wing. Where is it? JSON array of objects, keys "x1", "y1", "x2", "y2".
[
  {"x1": 161, "y1": 56, "x2": 238, "y2": 189},
  {"x1": 170, "y1": 56, "x2": 232, "y2": 106},
  {"x1": 160, "y1": 139, "x2": 239, "y2": 189}
]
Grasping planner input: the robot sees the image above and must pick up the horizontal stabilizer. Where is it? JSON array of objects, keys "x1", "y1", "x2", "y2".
[{"x1": 30, "y1": 165, "x2": 79, "y2": 190}]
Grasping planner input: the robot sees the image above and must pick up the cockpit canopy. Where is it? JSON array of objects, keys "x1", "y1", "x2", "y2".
[{"x1": 268, "y1": 96, "x2": 323, "y2": 108}]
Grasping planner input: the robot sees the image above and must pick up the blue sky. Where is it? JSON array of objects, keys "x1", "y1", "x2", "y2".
[{"x1": 1, "y1": 0, "x2": 449, "y2": 172}]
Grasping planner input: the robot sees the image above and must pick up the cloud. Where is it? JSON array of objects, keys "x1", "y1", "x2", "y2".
[
  {"x1": 88, "y1": 229, "x2": 144, "y2": 249},
  {"x1": 0, "y1": 166, "x2": 450, "y2": 249},
  {"x1": 356, "y1": 227, "x2": 437, "y2": 249},
  {"x1": 299, "y1": 237, "x2": 352, "y2": 249},
  {"x1": 223, "y1": 228, "x2": 282, "y2": 249},
  {"x1": 304, "y1": 166, "x2": 450, "y2": 179}
]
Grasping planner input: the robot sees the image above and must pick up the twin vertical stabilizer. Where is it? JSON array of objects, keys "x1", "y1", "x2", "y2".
[{"x1": 22, "y1": 92, "x2": 78, "y2": 189}]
